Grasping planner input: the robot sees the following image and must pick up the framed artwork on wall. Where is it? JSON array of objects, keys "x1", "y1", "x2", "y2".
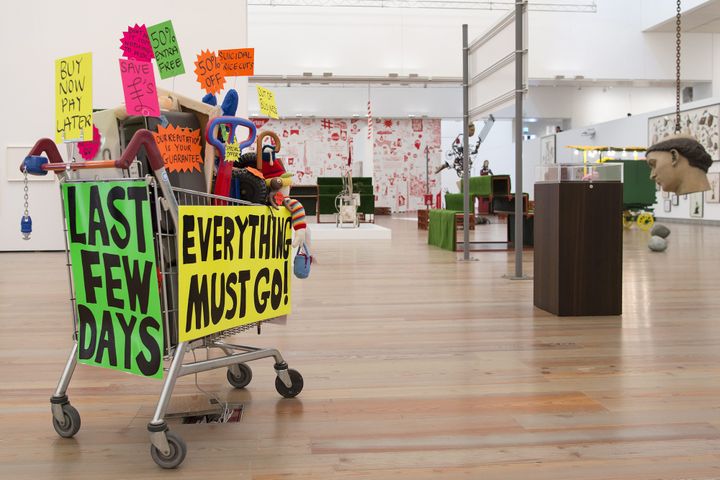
[
  {"x1": 705, "y1": 172, "x2": 720, "y2": 203},
  {"x1": 541, "y1": 135, "x2": 556, "y2": 164},
  {"x1": 6, "y1": 146, "x2": 56, "y2": 182},
  {"x1": 689, "y1": 192, "x2": 704, "y2": 218},
  {"x1": 648, "y1": 104, "x2": 720, "y2": 160},
  {"x1": 663, "y1": 199, "x2": 672, "y2": 213},
  {"x1": 671, "y1": 193, "x2": 679, "y2": 206}
]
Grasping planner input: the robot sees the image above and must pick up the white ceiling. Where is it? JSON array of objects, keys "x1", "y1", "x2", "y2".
[{"x1": 646, "y1": 0, "x2": 720, "y2": 32}]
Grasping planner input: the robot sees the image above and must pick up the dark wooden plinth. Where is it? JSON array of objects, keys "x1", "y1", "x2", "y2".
[{"x1": 534, "y1": 181, "x2": 623, "y2": 316}]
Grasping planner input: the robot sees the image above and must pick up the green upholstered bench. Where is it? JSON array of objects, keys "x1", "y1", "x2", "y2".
[{"x1": 289, "y1": 185, "x2": 318, "y2": 216}]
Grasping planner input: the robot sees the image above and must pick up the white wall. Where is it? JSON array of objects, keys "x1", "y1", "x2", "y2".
[
  {"x1": 248, "y1": 6, "x2": 504, "y2": 78},
  {"x1": 247, "y1": 85, "x2": 462, "y2": 118},
  {"x1": 525, "y1": 86, "x2": 676, "y2": 129},
  {"x1": 642, "y1": 0, "x2": 714, "y2": 30},
  {"x1": 714, "y1": 35, "x2": 720, "y2": 98},
  {"x1": 248, "y1": 2, "x2": 716, "y2": 84},
  {"x1": 529, "y1": 1, "x2": 713, "y2": 82},
  {"x1": 554, "y1": 114, "x2": 649, "y2": 164},
  {"x1": 0, "y1": 1, "x2": 248, "y2": 251}
]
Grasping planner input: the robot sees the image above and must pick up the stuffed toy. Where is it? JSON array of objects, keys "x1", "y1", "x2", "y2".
[
  {"x1": 238, "y1": 132, "x2": 307, "y2": 249},
  {"x1": 201, "y1": 92, "x2": 307, "y2": 249},
  {"x1": 259, "y1": 142, "x2": 307, "y2": 249},
  {"x1": 203, "y1": 89, "x2": 238, "y2": 117}
]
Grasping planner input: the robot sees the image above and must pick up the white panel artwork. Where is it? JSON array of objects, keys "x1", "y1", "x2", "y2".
[
  {"x1": 248, "y1": 117, "x2": 442, "y2": 212},
  {"x1": 249, "y1": 117, "x2": 365, "y2": 185},
  {"x1": 648, "y1": 105, "x2": 720, "y2": 160},
  {"x1": 372, "y1": 118, "x2": 442, "y2": 212}
]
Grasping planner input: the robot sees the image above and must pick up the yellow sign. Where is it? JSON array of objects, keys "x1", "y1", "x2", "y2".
[
  {"x1": 178, "y1": 206, "x2": 292, "y2": 342},
  {"x1": 256, "y1": 85, "x2": 279, "y2": 119},
  {"x1": 55, "y1": 52, "x2": 93, "y2": 143},
  {"x1": 225, "y1": 141, "x2": 240, "y2": 162}
]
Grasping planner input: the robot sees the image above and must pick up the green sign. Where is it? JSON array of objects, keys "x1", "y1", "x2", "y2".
[
  {"x1": 148, "y1": 20, "x2": 185, "y2": 79},
  {"x1": 62, "y1": 181, "x2": 164, "y2": 378}
]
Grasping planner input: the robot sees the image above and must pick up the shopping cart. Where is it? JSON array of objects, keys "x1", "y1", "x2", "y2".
[{"x1": 20, "y1": 124, "x2": 304, "y2": 469}]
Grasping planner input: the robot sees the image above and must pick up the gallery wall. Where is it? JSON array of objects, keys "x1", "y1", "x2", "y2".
[
  {"x1": 641, "y1": 0, "x2": 714, "y2": 30},
  {"x1": 525, "y1": 86, "x2": 677, "y2": 130},
  {"x1": 247, "y1": 6, "x2": 504, "y2": 78},
  {"x1": 529, "y1": 1, "x2": 714, "y2": 83},
  {"x1": 249, "y1": 117, "x2": 368, "y2": 183},
  {"x1": 552, "y1": 96, "x2": 720, "y2": 223},
  {"x1": 0, "y1": 0, "x2": 249, "y2": 251},
  {"x1": 246, "y1": 117, "x2": 443, "y2": 213}
]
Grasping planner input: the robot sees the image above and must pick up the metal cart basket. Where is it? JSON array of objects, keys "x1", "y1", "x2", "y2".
[{"x1": 21, "y1": 127, "x2": 303, "y2": 469}]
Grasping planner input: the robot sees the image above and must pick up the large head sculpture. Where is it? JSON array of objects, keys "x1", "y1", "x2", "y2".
[{"x1": 645, "y1": 136, "x2": 712, "y2": 194}]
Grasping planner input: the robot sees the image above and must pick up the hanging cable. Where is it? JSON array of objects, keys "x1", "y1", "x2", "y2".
[{"x1": 675, "y1": 0, "x2": 682, "y2": 133}]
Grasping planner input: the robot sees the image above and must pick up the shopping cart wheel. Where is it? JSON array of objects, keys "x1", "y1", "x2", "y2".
[
  {"x1": 227, "y1": 363, "x2": 253, "y2": 389},
  {"x1": 52, "y1": 403, "x2": 81, "y2": 438},
  {"x1": 150, "y1": 431, "x2": 187, "y2": 469},
  {"x1": 275, "y1": 369, "x2": 304, "y2": 398}
]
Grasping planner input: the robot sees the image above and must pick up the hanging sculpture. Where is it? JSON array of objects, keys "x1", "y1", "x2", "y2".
[{"x1": 646, "y1": 0, "x2": 712, "y2": 195}]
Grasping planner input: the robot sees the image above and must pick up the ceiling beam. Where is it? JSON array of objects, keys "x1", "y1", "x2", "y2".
[
  {"x1": 248, "y1": 0, "x2": 597, "y2": 12},
  {"x1": 249, "y1": 74, "x2": 462, "y2": 86}
]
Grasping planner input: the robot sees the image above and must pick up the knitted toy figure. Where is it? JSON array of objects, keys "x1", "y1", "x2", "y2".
[{"x1": 258, "y1": 142, "x2": 308, "y2": 249}]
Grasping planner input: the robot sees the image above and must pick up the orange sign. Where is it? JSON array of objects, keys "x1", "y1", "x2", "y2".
[
  {"x1": 219, "y1": 48, "x2": 254, "y2": 77},
  {"x1": 153, "y1": 124, "x2": 203, "y2": 173},
  {"x1": 194, "y1": 50, "x2": 226, "y2": 95}
]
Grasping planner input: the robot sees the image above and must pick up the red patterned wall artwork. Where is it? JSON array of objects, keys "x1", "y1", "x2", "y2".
[
  {"x1": 248, "y1": 117, "x2": 441, "y2": 211},
  {"x1": 249, "y1": 117, "x2": 365, "y2": 185},
  {"x1": 373, "y1": 118, "x2": 441, "y2": 212}
]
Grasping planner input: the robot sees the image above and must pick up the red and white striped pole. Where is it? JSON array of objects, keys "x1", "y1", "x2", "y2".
[{"x1": 367, "y1": 100, "x2": 373, "y2": 140}]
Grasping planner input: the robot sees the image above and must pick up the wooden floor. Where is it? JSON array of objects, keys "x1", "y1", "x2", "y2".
[{"x1": 2, "y1": 217, "x2": 720, "y2": 479}]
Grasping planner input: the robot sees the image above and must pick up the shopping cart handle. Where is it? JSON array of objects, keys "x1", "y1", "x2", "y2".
[
  {"x1": 119, "y1": 129, "x2": 165, "y2": 171},
  {"x1": 20, "y1": 138, "x2": 63, "y2": 175},
  {"x1": 21, "y1": 130, "x2": 166, "y2": 174},
  {"x1": 206, "y1": 116, "x2": 257, "y2": 161}
]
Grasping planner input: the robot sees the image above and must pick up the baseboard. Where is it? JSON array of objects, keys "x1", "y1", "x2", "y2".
[{"x1": 654, "y1": 217, "x2": 720, "y2": 227}]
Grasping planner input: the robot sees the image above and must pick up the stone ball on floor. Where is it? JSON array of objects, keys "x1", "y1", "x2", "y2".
[
  {"x1": 651, "y1": 224, "x2": 671, "y2": 238},
  {"x1": 648, "y1": 235, "x2": 668, "y2": 252}
]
